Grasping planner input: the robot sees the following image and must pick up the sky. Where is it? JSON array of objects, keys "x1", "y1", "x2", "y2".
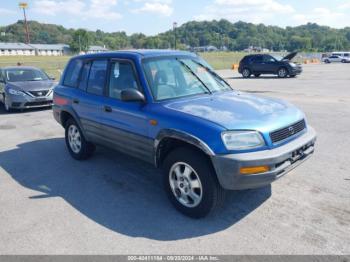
[{"x1": 0, "y1": 0, "x2": 350, "y2": 35}]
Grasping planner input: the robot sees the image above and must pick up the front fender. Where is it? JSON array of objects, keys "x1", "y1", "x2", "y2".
[{"x1": 154, "y1": 128, "x2": 215, "y2": 167}]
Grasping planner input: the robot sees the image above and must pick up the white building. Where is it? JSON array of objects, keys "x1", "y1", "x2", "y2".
[
  {"x1": 0, "y1": 43, "x2": 35, "y2": 56},
  {"x1": 0, "y1": 42, "x2": 107, "y2": 56},
  {"x1": 87, "y1": 45, "x2": 108, "y2": 54},
  {"x1": 29, "y1": 44, "x2": 70, "y2": 56}
]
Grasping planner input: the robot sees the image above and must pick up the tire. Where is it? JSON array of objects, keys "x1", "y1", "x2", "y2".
[
  {"x1": 162, "y1": 147, "x2": 225, "y2": 218},
  {"x1": 242, "y1": 68, "x2": 251, "y2": 78},
  {"x1": 3, "y1": 95, "x2": 12, "y2": 112},
  {"x1": 65, "y1": 118, "x2": 95, "y2": 160},
  {"x1": 254, "y1": 74, "x2": 261, "y2": 77},
  {"x1": 324, "y1": 59, "x2": 330, "y2": 64},
  {"x1": 341, "y1": 59, "x2": 346, "y2": 63},
  {"x1": 277, "y1": 67, "x2": 288, "y2": 78}
]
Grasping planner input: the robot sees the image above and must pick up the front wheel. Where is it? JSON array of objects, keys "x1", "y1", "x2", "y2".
[
  {"x1": 65, "y1": 118, "x2": 95, "y2": 160},
  {"x1": 277, "y1": 67, "x2": 288, "y2": 78},
  {"x1": 162, "y1": 147, "x2": 225, "y2": 218},
  {"x1": 3, "y1": 95, "x2": 12, "y2": 112}
]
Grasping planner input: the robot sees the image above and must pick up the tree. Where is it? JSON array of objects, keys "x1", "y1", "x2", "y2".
[{"x1": 70, "y1": 29, "x2": 90, "y2": 53}]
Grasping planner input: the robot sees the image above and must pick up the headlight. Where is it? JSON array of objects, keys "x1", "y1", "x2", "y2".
[
  {"x1": 8, "y1": 89, "x2": 25, "y2": 96},
  {"x1": 289, "y1": 62, "x2": 296, "y2": 67},
  {"x1": 221, "y1": 131, "x2": 265, "y2": 150}
]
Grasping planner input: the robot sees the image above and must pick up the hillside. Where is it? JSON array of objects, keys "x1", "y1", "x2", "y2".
[{"x1": 1, "y1": 19, "x2": 350, "y2": 52}]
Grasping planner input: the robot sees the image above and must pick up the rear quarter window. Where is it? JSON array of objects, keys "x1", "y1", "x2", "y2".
[{"x1": 63, "y1": 59, "x2": 83, "y2": 88}]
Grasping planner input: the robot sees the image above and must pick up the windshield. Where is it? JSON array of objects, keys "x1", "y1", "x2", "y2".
[
  {"x1": 272, "y1": 55, "x2": 283, "y2": 61},
  {"x1": 5, "y1": 68, "x2": 49, "y2": 82},
  {"x1": 143, "y1": 57, "x2": 232, "y2": 101}
]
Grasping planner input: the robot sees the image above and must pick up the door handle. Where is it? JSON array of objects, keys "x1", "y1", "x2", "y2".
[
  {"x1": 73, "y1": 99, "x2": 79, "y2": 104},
  {"x1": 104, "y1": 106, "x2": 112, "y2": 113}
]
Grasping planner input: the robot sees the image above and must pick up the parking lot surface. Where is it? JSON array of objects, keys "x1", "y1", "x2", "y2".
[{"x1": 0, "y1": 64, "x2": 349, "y2": 254}]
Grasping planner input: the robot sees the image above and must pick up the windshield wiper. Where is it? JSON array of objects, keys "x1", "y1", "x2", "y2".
[
  {"x1": 191, "y1": 60, "x2": 232, "y2": 89},
  {"x1": 176, "y1": 59, "x2": 212, "y2": 95}
]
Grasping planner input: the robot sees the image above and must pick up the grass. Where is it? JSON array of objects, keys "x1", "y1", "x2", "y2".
[
  {"x1": 0, "y1": 53, "x2": 240, "y2": 79},
  {"x1": 0, "y1": 52, "x2": 318, "y2": 79},
  {"x1": 199, "y1": 52, "x2": 246, "y2": 70},
  {"x1": 0, "y1": 56, "x2": 70, "y2": 80}
]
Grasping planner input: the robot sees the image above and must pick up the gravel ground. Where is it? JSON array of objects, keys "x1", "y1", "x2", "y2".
[{"x1": 0, "y1": 63, "x2": 349, "y2": 255}]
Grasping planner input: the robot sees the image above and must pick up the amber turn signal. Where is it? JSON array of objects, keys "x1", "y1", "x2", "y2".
[{"x1": 240, "y1": 165, "x2": 270, "y2": 175}]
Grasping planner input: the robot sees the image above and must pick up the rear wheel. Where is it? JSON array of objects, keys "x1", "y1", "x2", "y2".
[
  {"x1": 242, "y1": 68, "x2": 251, "y2": 78},
  {"x1": 65, "y1": 118, "x2": 95, "y2": 160},
  {"x1": 277, "y1": 67, "x2": 288, "y2": 78},
  {"x1": 162, "y1": 147, "x2": 225, "y2": 218},
  {"x1": 341, "y1": 59, "x2": 346, "y2": 63},
  {"x1": 324, "y1": 59, "x2": 330, "y2": 64}
]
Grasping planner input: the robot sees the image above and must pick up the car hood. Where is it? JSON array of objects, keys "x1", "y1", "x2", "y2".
[
  {"x1": 163, "y1": 91, "x2": 305, "y2": 132},
  {"x1": 282, "y1": 51, "x2": 298, "y2": 61},
  {"x1": 7, "y1": 80, "x2": 57, "y2": 91}
]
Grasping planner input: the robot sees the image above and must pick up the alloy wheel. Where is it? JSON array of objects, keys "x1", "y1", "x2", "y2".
[
  {"x1": 68, "y1": 125, "x2": 82, "y2": 154},
  {"x1": 169, "y1": 162, "x2": 203, "y2": 208}
]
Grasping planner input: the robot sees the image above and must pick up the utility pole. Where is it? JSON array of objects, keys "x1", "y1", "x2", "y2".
[
  {"x1": 173, "y1": 22, "x2": 177, "y2": 50},
  {"x1": 19, "y1": 2, "x2": 30, "y2": 44},
  {"x1": 78, "y1": 34, "x2": 81, "y2": 53}
]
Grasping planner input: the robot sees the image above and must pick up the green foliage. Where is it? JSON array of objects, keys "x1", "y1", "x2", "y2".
[
  {"x1": 70, "y1": 29, "x2": 90, "y2": 52},
  {"x1": 0, "y1": 20, "x2": 349, "y2": 52}
]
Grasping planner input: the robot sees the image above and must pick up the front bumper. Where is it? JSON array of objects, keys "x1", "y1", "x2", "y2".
[
  {"x1": 211, "y1": 126, "x2": 316, "y2": 190},
  {"x1": 290, "y1": 66, "x2": 302, "y2": 75},
  {"x1": 6, "y1": 93, "x2": 53, "y2": 109}
]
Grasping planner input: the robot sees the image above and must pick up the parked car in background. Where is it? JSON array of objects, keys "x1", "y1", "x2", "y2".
[
  {"x1": 238, "y1": 52, "x2": 302, "y2": 78},
  {"x1": 0, "y1": 66, "x2": 56, "y2": 112},
  {"x1": 53, "y1": 50, "x2": 316, "y2": 218},
  {"x1": 332, "y1": 52, "x2": 350, "y2": 58},
  {"x1": 323, "y1": 54, "x2": 350, "y2": 63}
]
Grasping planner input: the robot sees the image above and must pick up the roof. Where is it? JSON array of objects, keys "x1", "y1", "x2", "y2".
[
  {"x1": 75, "y1": 49, "x2": 197, "y2": 60},
  {"x1": 0, "y1": 42, "x2": 34, "y2": 50},
  {"x1": 29, "y1": 44, "x2": 69, "y2": 50},
  {"x1": 1, "y1": 66, "x2": 41, "y2": 70}
]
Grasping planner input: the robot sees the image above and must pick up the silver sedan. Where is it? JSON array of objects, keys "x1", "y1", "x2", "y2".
[{"x1": 0, "y1": 66, "x2": 57, "y2": 112}]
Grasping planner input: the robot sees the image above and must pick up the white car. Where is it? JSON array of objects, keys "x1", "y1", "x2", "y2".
[{"x1": 323, "y1": 55, "x2": 350, "y2": 63}]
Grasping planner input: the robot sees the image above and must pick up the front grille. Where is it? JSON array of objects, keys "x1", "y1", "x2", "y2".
[
  {"x1": 28, "y1": 90, "x2": 49, "y2": 97},
  {"x1": 24, "y1": 101, "x2": 52, "y2": 107},
  {"x1": 270, "y1": 119, "x2": 306, "y2": 144}
]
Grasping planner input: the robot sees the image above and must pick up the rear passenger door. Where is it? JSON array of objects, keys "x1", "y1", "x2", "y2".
[
  {"x1": 99, "y1": 59, "x2": 154, "y2": 163},
  {"x1": 68, "y1": 59, "x2": 108, "y2": 142},
  {"x1": 250, "y1": 55, "x2": 264, "y2": 72}
]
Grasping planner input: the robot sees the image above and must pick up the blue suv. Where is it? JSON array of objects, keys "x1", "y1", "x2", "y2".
[{"x1": 53, "y1": 50, "x2": 316, "y2": 218}]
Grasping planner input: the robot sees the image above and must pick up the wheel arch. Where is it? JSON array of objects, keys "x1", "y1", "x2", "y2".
[
  {"x1": 59, "y1": 107, "x2": 87, "y2": 138},
  {"x1": 154, "y1": 129, "x2": 215, "y2": 168}
]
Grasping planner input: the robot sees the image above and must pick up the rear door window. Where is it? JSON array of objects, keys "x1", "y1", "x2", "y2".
[
  {"x1": 78, "y1": 61, "x2": 92, "y2": 91},
  {"x1": 63, "y1": 59, "x2": 83, "y2": 87},
  {"x1": 86, "y1": 60, "x2": 107, "y2": 96}
]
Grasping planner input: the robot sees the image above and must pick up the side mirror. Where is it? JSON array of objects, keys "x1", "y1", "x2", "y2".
[{"x1": 120, "y1": 88, "x2": 145, "y2": 102}]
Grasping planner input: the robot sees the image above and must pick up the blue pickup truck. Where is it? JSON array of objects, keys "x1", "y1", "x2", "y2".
[{"x1": 53, "y1": 50, "x2": 316, "y2": 218}]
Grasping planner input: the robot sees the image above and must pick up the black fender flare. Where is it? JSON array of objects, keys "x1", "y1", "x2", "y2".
[{"x1": 154, "y1": 129, "x2": 215, "y2": 167}]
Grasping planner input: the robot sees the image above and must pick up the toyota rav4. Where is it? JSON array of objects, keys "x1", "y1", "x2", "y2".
[{"x1": 53, "y1": 50, "x2": 316, "y2": 218}]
